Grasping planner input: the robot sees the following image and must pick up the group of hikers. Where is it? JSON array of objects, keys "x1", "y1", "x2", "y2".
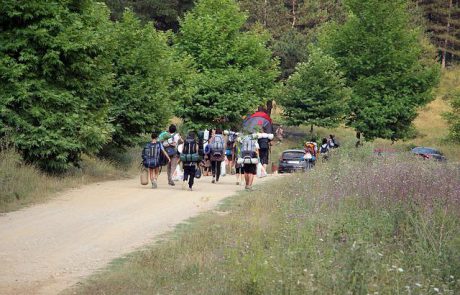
[
  {"x1": 141, "y1": 106, "x2": 341, "y2": 191},
  {"x1": 141, "y1": 124, "x2": 272, "y2": 191},
  {"x1": 302, "y1": 134, "x2": 340, "y2": 168}
]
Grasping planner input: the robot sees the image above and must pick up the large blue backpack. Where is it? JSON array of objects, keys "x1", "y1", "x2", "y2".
[{"x1": 142, "y1": 142, "x2": 162, "y2": 168}]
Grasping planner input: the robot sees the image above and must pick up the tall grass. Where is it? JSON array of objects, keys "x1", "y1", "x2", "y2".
[
  {"x1": 71, "y1": 148, "x2": 460, "y2": 294},
  {"x1": 0, "y1": 147, "x2": 140, "y2": 213}
]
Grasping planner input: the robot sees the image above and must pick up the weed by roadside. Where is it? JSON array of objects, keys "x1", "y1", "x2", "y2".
[{"x1": 0, "y1": 147, "x2": 140, "y2": 213}]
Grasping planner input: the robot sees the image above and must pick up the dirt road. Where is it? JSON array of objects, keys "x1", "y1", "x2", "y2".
[{"x1": 0, "y1": 173, "x2": 269, "y2": 294}]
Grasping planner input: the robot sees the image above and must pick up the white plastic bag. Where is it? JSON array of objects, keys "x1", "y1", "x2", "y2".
[
  {"x1": 257, "y1": 163, "x2": 267, "y2": 178},
  {"x1": 172, "y1": 165, "x2": 183, "y2": 182},
  {"x1": 220, "y1": 160, "x2": 226, "y2": 177}
]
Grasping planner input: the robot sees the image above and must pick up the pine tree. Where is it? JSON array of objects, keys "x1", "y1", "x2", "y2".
[
  {"x1": 417, "y1": 0, "x2": 460, "y2": 66},
  {"x1": 107, "y1": 11, "x2": 179, "y2": 148},
  {"x1": 0, "y1": 0, "x2": 114, "y2": 171},
  {"x1": 104, "y1": 0, "x2": 194, "y2": 31},
  {"x1": 280, "y1": 47, "x2": 350, "y2": 129}
]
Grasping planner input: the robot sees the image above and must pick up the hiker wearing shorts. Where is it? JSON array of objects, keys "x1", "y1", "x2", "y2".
[
  {"x1": 165, "y1": 124, "x2": 182, "y2": 186},
  {"x1": 142, "y1": 131, "x2": 170, "y2": 189},
  {"x1": 240, "y1": 135, "x2": 259, "y2": 190}
]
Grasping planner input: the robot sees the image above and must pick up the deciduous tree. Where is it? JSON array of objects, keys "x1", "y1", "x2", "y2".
[
  {"x1": 320, "y1": 0, "x2": 440, "y2": 140},
  {"x1": 175, "y1": 0, "x2": 279, "y2": 130}
]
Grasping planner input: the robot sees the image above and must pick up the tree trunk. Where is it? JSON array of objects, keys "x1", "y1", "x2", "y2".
[
  {"x1": 442, "y1": 0, "x2": 453, "y2": 68},
  {"x1": 263, "y1": 0, "x2": 267, "y2": 27},
  {"x1": 291, "y1": 0, "x2": 296, "y2": 28},
  {"x1": 310, "y1": 124, "x2": 314, "y2": 134},
  {"x1": 266, "y1": 100, "x2": 273, "y2": 116}
]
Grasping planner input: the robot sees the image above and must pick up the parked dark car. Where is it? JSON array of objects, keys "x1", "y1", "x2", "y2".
[
  {"x1": 278, "y1": 149, "x2": 307, "y2": 173},
  {"x1": 411, "y1": 147, "x2": 447, "y2": 161}
]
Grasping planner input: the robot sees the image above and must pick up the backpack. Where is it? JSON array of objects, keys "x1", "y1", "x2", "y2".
[
  {"x1": 142, "y1": 142, "x2": 162, "y2": 168},
  {"x1": 241, "y1": 136, "x2": 257, "y2": 158},
  {"x1": 238, "y1": 136, "x2": 258, "y2": 164},
  {"x1": 258, "y1": 137, "x2": 269, "y2": 150},
  {"x1": 227, "y1": 132, "x2": 237, "y2": 149},
  {"x1": 164, "y1": 133, "x2": 178, "y2": 157},
  {"x1": 305, "y1": 142, "x2": 316, "y2": 156},
  {"x1": 180, "y1": 137, "x2": 201, "y2": 163},
  {"x1": 211, "y1": 134, "x2": 224, "y2": 157},
  {"x1": 320, "y1": 144, "x2": 329, "y2": 154}
]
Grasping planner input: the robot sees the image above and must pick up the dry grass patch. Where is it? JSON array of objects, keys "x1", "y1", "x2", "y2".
[{"x1": 0, "y1": 148, "x2": 139, "y2": 213}]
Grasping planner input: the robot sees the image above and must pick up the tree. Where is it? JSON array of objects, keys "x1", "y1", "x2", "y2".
[
  {"x1": 0, "y1": 0, "x2": 113, "y2": 171},
  {"x1": 107, "y1": 11, "x2": 178, "y2": 148},
  {"x1": 320, "y1": 0, "x2": 440, "y2": 141},
  {"x1": 238, "y1": 0, "x2": 346, "y2": 78},
  {"x1": 416, "y1": 0, "x2": 460, "y2": 67},
  {"x1": 280, "y1": 47, "x2": 350, "y2": 130},
  {"x1": 444, "y1": 90, "x2": 460, "y2": 142},
  {"x1": 175, "y1": 0, "x2": 279, "y2": 130},
  {"x1": 104, "y1": 0, "x2": 194, "y2": 31}
]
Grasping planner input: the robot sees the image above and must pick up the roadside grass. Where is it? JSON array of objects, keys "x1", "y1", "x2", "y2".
[
  {"x1": 0, "y1": 147, "x2": 139, "y2": 213},
  {"x1": 71, "y1": 147, "x2": 460, "y2": 294}
]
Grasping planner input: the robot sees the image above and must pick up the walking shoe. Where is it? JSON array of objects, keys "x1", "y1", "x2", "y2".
[
  {"x1": 189, "y1": 187, "x2": 193, "y2": 191},
  {"x1": 169, "y1": 182, "x2": 175, "y2": 186},
  {"x1": 152, "y1": 181, "x2": 157, "y2": 189},
  {"x1": 236, "y1": 181, "x2": 240, "y2": 185},
  {"x1": 212, "y1": 178, "x2": 215, "y2": 184}
]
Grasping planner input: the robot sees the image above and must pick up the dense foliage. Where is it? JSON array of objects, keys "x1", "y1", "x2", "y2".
[
  {"x1": 0, "y1": 0, "x2": 114, "y2": 171},
  {"x1": 175, "y1": 0, "x2": 279, "y2": 130},
  {"x1": 280, "y1": 47, "x2": 350, "y2": 129},
  {"x1": 108, "y1": 11, "x2": 176, "y2": 148},
  {"x1": 104, "y1": 0, "x2": 194, "y2": 31},
  {"x1": 444, "y1": 90, "x2": 460, "y2": 142},
  {"x1": 320, "y1": 0, "x2": 440, "y2": 140}
]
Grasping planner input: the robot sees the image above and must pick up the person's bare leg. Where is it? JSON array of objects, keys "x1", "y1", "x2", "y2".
[
  {"x1": 261, "y1": 164, "x2": 267, "y2": 175},
  {"x1": 151, "y1": 168, "x2": 159, "y2": 188},
  {"x1": 244, "y1": 173, "x2": 250, "y2": 188},
  {"x1": 248, "y1": 173, "x2": 255, "y2": 187}
]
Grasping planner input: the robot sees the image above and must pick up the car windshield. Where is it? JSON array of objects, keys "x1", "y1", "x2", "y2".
[
  {"x1": 282, "y1": 152, "x2": 304, "y2": 160},
  {"x1": 413, "y1": 147, "x2": 440, "y2": 155}
]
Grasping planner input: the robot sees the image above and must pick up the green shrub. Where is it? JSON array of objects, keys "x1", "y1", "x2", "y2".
[{"x1": 0, "y1": 1, "x2": 114, "y2": 171}]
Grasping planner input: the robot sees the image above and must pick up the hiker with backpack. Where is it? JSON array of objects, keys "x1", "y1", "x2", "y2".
[
  {"x1": 164, "y1": 124, "x2": 182, "y2": 186},
  {"x1": 225, "y1": 129, "x2": 238, "y2": 175},
  {"x1": 234, "y1": 136, "x2": 243, "y2": 185},
  {"x1": 257, "y1": 128, "x2": 272, "y2": 177},
  {"x1": 303, "y1": 141, "x2": 317, "y2": 169},
  {"x1": 319, "y1": 138, "x2": 330, "y2": 161},
  {"x1": 180, "y1": 131, "x2": 201, "y2": 191},
  {"x1": 209, "y1": 128, "x2": 226, "y2": 184},
  {"x1": 142, "y1": 131, "x2": 171, "y2": 189},
  {"x1": 239, "y1": 134, "x2": 259, "y2": 190},
  {"x1": 328, "y1": 134, "x2": 340, "y2": 149}
]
